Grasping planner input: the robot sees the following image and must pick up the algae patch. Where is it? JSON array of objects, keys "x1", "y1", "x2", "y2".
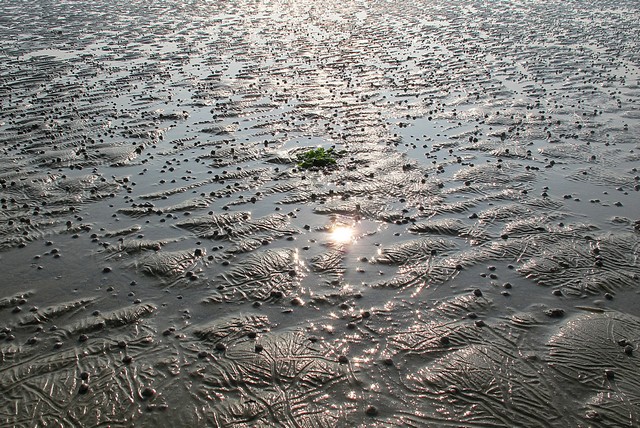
[{"x1": 296, "y1": 147, "x2": 339, "y2": 169}]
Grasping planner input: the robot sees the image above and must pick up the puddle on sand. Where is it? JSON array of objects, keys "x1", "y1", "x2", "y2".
[{"x1": 1, "y1": 0, "x2": 640, "y2": 426}]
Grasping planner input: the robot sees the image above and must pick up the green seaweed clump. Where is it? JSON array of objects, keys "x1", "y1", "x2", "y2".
[{"x1": 296, "y1": 147, "x2": 338, "y2": 169}]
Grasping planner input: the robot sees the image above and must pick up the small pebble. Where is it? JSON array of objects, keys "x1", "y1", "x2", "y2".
[
  {"x1": 141, "y1": 387, "x2": 156, "y2": 398},
  {"x1": 585, "y1": 410, "x2": 601, "y2": 421},
  {"x1": 545, "y1": 308, "x2": 565, "y2": 318},
  {"x1": 365, "y1": 405, "x2": 378, "y2": 416}
]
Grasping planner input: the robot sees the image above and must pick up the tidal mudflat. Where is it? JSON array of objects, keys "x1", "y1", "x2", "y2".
[{"x1": 1, "y1": 0, "x2": 639, "y2": 426}]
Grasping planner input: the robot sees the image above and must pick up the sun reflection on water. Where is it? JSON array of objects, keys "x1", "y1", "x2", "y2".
[{"x1": 330, "y1": 225, "x2": 354, "y2": 243}]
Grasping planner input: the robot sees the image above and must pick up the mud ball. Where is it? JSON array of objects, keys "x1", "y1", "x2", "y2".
[
  {"x1": 78, "y1": 334, "x2": 89, "y2": 342},
  {"x1": 382, "y1": 358, "x2": 394, "y2": 366},
  {"x1": 78, "y1": 383, "x2": 89, "y2": 394},
  {"x1": 102, "y1": 267, "x2": 112, "y2": 273},
  {"x1": 215, "y1": 342, "x2": 226, "y2": 351},
  {"x1": 80, "y1": 372, "x2": 90, "y2": 381},
  {"x1": 254, "y1": 344, "x2": 264, "y2": 353},
  {"x1": 604, "y1": 369, "x2": 615, "y2": 380},
  {"x1": 365, "y1": 405, "x2": 378, "y2": 416},
  {"x1": 338, "y1": 355, "x2": 349, "y2": 364},
  {"x1": 474, "y1": 320, "x2": 486, "y2": 327},
  {"x1": 122, "y1": 355, "x2": 133, "y2": 364},
  {"x1": 197, "y1": 351, "x2": 208, "y2": 359},
  {"x1": 439, "y1": 336, "x2": 451, "y2": 346},
  {"x1": 624, "y1": 345, "x2": 633, "y2": 356},
  {"x1": 473, "y1": 289, "x2": 483, "y2": 297}
]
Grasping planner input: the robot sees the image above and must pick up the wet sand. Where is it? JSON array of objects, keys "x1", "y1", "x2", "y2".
[{"x1": 1, "y1": 0, "x2": 640, "y2": 426}]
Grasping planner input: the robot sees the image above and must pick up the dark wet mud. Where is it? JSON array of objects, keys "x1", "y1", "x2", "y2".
[{"x1": 1, "y1": 0, "x2": 639, "y2": 426}]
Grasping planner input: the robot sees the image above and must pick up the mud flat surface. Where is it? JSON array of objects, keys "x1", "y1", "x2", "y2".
[{"x1": 1, "y1": 0, "x2": 640, "y2": 426}]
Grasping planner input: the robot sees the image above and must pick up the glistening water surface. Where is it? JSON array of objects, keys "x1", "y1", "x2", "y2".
[{"x1": 1, "y1": 0, "x2": 639, "y2": 426}]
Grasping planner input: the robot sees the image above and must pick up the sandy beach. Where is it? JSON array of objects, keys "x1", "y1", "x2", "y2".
[{"x1": 1, "y1": 0, "x2": 639, "y2": 426}]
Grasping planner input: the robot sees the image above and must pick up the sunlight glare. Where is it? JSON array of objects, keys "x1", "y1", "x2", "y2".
[{"x1": 330, "y1": 226, "x2": 354, "y2": 243}]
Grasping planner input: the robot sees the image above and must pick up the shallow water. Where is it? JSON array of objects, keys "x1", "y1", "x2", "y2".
[{"x1": 1, "y1": 0, "x2": 640, "y2": 426}]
